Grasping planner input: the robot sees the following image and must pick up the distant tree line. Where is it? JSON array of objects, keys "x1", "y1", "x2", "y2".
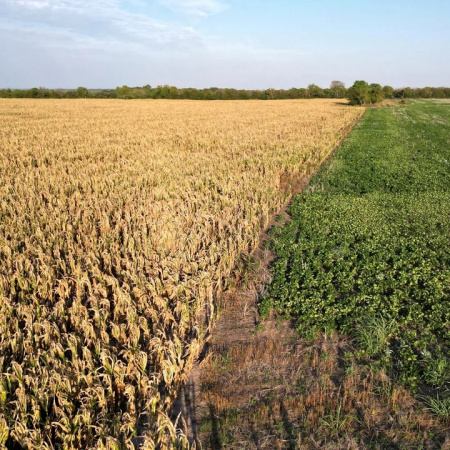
[
  {"x1": 344, "y1": 80, "x2": 450, "y2": 105},
  {"x1": 1, "y1": 82, "x2": 449, "y2": 101}
]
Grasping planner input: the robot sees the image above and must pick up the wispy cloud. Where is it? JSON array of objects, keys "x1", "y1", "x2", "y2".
[
  {"x1": 159, "y1": 0, "x2": 227, "y2": 17},
  {"x1": 13, "y1": 1, "x2": 52, "y2": 9},
  {"x1": 1, "y1": 0, "x2": 205, "y2": 52},
  {"x1": 0, "y1": 0, "x2": 311, "y2": 89}
]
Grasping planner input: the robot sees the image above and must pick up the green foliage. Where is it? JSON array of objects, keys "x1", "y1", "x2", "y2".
[
  {"x1": 330, "y1": 80, "x2": 347, "y2": 98},
  {"x1": 347, "y1": 81, "x2": 385, "y2": 105},
  {"x1": 423, "y1": 393, "x2": 450, "y2": 421},
  {"x1": 369, "y1": 83, "x2": 384, "y2": 103},
  {"x1": 353, "y1": 314, "x2": 397, "y2": 358},
  {"x1": 76, "y1": 86, "x2": 89, "y2": 98},
  {"x1": 261, "y1": 101, "x2": 450, "y2": 390},
  {"x1": 2, "y1": 83, "x2": 450, "y2": 100},
  {"x1": 320, "y1": 401, "x2": 355, "y2": 436},
  {"x1": 347, "y1": 80, "x2": 370, "y2": 105},
  {"x1": 421, "y1": 351, "x2": 450, "y2": 386},
  {"x1": 115, "y1": 85, "x2": 133, "y2": 99},
  {"x1": 383, "y1": 85, "x2": 394, "y2": 99},
  {"x1": 307, "y1": 84, "x2": 325, "y2": 98}
]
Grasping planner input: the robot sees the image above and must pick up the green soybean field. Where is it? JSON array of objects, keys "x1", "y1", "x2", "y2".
[{"x1": 262, "y1": 100, "x2": 450, "y2": 401}]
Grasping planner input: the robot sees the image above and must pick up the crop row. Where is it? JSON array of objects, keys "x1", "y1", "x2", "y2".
[{"x1": 0, "y1": 99, "x2": 363, "y2": 448}]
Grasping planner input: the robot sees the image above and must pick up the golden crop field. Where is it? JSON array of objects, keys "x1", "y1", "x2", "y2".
[{"x1": 0, "y1": 99, "x2": 363, "y2": 449}]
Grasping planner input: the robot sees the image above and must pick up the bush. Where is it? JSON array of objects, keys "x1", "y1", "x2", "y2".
[{"x1": 347, "y1": 80, "x2": 385, "y2": 105}]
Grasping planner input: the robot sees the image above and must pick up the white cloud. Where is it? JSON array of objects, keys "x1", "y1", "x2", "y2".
[
  {"x1": 159, "y1": 0, "x2": 227, "y2": 17},
  {"x1": 13, "y1": 1, "x2": 52, "y2": 9},
  {"x1": 0, "y1": 0, "x2": 310, "y2": 89},
  {"x1": 1, "y1": 0, "x2": 205, "y2": 51}
]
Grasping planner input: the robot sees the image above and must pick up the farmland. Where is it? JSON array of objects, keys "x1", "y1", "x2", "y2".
[
  {"x1": 262, "y1": 101, "x2": 450, "y2": 389},
  {"x1": 250, "y1": 100, "x2": 449, "y2": 446},
  {"x1": 0, "y1": 99, "x2": 363, "y2": 448},
  {"x1": 189, "y1": 101, "x2": 450, "y2": 449}
]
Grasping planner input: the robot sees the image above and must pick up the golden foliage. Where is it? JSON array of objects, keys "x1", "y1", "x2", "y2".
[{"x1": 0, "y1": 99, "x2": 363, "y2": 448}]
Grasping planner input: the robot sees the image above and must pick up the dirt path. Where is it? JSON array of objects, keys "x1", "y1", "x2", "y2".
[{"x1": 171, "y1": 221, "x2": 301, "y2": 447}]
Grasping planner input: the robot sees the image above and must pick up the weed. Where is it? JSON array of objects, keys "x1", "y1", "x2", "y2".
[
  {"x1": 353, "y1": 314, "x2": 396, "y2": 358},
  {"x1": 320, "y1": 401, "x2": 355, "y2": 436},
  {"x1": 421, "y1": 351, "x2": 450, "y2": 386},
  {"x1": 423, "y1": 394, "x2": 450, "y2": 421},
  {"x1": 255, "y1": 323, "x2": 265, "y2": 332}
]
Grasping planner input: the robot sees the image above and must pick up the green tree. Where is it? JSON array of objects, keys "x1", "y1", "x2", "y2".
[
  {"x1": 330, "y1": 80, "x2": 346, "y2": 98},
  {"x1": 433, "y1": 88, "x2": 445, "y2": 98},
  {"x1": 402, "y1": 87, "x2": 415, "y2": 98},
  {"x1": 264, "y1": 88, "x2": 276, "y2": 100},
  {"x1": 347, "y1": 80, "x2": 370, "y2": 105},
  {"x1": 116, "y1": 85, "x2": 133, "y2": 99},
  {"x1": 307, "y1": 84, "x2": 324, "y2": 98},
  {"x1": 394, "y1": 87, "x2": 415, "y2": 99},
  {"x1": 76, "y1": 86, "x2": 89, "y2": 98},
  {"x1": 369, "y1": 83, "x2": 384, "y2": 103},
  {"x1": 143, "y1": 84, "x2": 152, "y2": 98},
  {"x1": 418, "y1": 87, "x2": 433, "y2": 98},
  {"x1": 382, "y1": 85, "x2": 394, "y2": 99},
  {"x1": 152, "y1": 85, "x2": 178, "y2": 99}
]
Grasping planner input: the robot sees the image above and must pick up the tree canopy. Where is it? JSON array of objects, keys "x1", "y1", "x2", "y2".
[{"x1": 1, "y1": 83, "x2": 449, "y2": 101}]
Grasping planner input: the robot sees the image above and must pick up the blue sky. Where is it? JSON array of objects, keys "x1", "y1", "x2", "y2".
[{"x1": 1, "y1": 0, "x2": 449, "y2": 89}]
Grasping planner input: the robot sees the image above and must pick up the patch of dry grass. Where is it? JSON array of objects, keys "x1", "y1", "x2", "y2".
[{"x1": 198, "y1": 329, "x2": 448, "y2": 449}]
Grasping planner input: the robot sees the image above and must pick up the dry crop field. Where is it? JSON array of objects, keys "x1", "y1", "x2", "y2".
[{"x1": 0, "y1": 99, "x2": 363, "y2": 449}]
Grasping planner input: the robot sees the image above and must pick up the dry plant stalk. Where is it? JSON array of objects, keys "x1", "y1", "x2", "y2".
[{"x1": 0, "y1": 99, "x2": 363, "y2": 448}]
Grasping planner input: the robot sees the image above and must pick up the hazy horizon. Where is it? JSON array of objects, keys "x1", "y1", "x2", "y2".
[{"x1": 4, "y1": 82, "x2": 450, "y2": 91}]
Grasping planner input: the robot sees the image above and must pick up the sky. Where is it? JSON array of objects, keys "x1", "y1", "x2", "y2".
[{"x1": 1, "y1": 0, "x2": 449, "y2": 89}]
